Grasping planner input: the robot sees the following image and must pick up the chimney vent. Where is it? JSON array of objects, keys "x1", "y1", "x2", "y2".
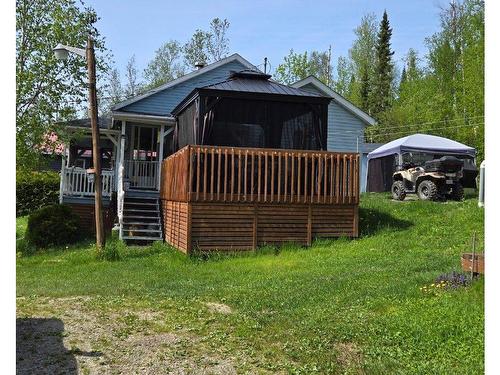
[{"x1": 194, "y1": 61, "x2": 206, "y2": 70}]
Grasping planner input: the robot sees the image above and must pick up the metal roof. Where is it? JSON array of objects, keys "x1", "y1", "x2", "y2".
[
  {"x1": 172, "y1": 69, "x2": 329, "y2": 116},
  {"x1": 203, "y1": 69, "x2": 325, "y2": 97}
]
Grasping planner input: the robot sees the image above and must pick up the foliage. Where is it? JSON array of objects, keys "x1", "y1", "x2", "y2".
[
  {"x1": 183, "y1": 30, "x2": 211, "y2": 67},
  {"x1": 435, "y1": 271, "x2": 471, "y2": 289},
  {"x1": 16, "y1": 170, "x2": 60, "y2": 217},
  {"x1": 332, "y1": 56, "x2": 354, "y2": 96},
  {"x1": 370, "y1": 10, "x2": 395, "y2": 118},
  {"x1": 124, "y1": 55, "x2": 144, "y2": 98},
  {"x1": 274, "y1": 48, "x2": 333, "y2": 85},
  {"x1": 95, "y1": 239, "x2": 123, "y2": 261},
  {"x1": 367, "y1": 0, "x2": 484, "y2": 161},
  {"x1": 346, "y1": 13, "x2": 378, "y2": 110},
  {"x1": 144, "y1": 40, "x2": 185, "y2": 89},
  {"x1": 25, "y1": 204, "x2": 82, "y2": 249},
  {"x1": 135, "y1": 17, "x2": 231, "y2": 93},
  {"x1": 17, "y1": 194, "x2": 484, "y2": 373},
  {"x1": 16, "y1": 216, "x2": 35, "y2": 256},
  {"x1": 104, "y1": 67, "x2": 124, "y2": 111},
  {"x1": 206, "y1": 18, "x2": 231, "y2": 62},
  {"x1": 16, "y1": 0, "x2": 110, "y2": 170}
]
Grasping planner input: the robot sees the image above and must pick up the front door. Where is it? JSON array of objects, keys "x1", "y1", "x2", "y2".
[{"x1": 126, "y1": 125, "x2": 160, "y2": 190}]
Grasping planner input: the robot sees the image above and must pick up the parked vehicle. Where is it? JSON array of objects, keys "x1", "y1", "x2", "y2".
[{"x1": 391, "y1": 156, "x2": 465, "y2": 201}]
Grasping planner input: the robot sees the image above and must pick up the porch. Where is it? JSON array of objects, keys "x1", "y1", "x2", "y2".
[
  {"x1": 160, "y1": 145, "x2": 360, "y2": 253},
  {"x1": 58, "y1": 115, "x2": 174, "y2": 240}
]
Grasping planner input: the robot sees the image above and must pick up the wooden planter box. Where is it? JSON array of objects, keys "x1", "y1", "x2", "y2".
[{"x1": 461, "y1": 253, "x2": 484, "y2": 274}]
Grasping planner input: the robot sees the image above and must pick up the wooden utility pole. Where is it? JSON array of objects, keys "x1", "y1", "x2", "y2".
[{"x1": 86, "y1": 35, "x2": 105, "y2": 250}]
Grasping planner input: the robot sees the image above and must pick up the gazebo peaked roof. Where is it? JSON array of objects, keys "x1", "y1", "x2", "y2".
[
  {"x1": 172, "y1": 69, "x2": 330, "y2": 116},
  {"x1": 202, "y1": 69, "x2": 325, "y2": 97},
  {"x1": 367, "y1": 133, "x2": 476, "y2": 159}
]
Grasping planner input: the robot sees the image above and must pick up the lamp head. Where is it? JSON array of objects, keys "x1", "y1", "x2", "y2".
[{"x1": 53, "y1": 44, "x2": 69, "y2": 60}]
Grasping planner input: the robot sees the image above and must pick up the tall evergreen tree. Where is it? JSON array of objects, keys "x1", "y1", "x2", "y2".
[
  {"x1": 371, "y1": 10, "x2": 395, "y2": 117},
  {"x1": 359, "y1": 66, "x2": 370, "y2": 112},
  {"x1": 399, "y1": 67, "x2": 407, "y2": 88}
]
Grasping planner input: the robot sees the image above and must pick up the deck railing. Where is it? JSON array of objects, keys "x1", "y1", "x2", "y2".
[
  {"x1": 125, "y1": 160, "x2": 159, "y2": 190},
  {"x1": 161, "y1": 145, "x2": 359, "y2": 205},
  {"x1": 62, "y1": 167, "x2": 114, "y2": 197}
]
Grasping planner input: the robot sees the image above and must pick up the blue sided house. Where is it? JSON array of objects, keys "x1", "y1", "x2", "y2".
[{"x1": 58, "y1": 53, "x2": 375, "y2": 242}]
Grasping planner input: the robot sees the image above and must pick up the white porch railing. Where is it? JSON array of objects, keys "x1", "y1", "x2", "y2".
[
  {"x1": 125, "y1": 160, "x2": 159, "y2": 190},
  {"x1": 61, "y1": 167, "x2": 115, "y2": 198}
]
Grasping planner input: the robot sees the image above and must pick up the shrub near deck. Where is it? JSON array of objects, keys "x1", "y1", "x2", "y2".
[{"x1": 16, "y1": 193, "x2": 484, "y2": 374}]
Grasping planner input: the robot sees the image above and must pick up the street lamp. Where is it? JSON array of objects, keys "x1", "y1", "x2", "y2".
[{"x1": 54, "y1": 36, "x2": 105, "y2": 250}]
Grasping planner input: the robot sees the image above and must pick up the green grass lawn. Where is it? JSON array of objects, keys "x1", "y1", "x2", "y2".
[{"x1": 16, "y1": 193, "x2": 484, "y2": 374}]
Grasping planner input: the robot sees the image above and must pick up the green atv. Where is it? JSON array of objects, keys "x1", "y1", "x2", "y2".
[{"x1": 391, "y1": 156, "x2": 465, "y2": 201}]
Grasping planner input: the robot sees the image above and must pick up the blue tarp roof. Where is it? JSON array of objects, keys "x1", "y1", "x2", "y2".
[{"x1": 367, "y1": 133, "x2": 476, "y2": 160}]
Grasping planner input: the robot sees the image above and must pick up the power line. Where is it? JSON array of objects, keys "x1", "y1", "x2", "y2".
[
  {"x1": 367, "y1": 122, "x2": 484, "y2": 139},
  {"x1": 369, "y1": 115, "x2": 484, "y2": 131}
]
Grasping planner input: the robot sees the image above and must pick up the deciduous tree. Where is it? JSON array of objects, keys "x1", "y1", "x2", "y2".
[
  {"x1": 16, "y1": 0, "x2": 109, "y2": 170},
  {"x1": 207, "y1": 18, "x2": 230, "y2": 62},
  {"x1": 144, "y1": 40, "x2": 185, "y2": 88}
]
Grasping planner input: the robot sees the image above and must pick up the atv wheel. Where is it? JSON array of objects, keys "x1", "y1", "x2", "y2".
[
  {"x1": 391, "y1": 181, "x2": 406, "y2": 201},
  {"x1": 450, "y1": 182, "x2": 464, "y2": 201},
  {"x1": 417, "y1": 180, "x2": 438, "y2": 201}
]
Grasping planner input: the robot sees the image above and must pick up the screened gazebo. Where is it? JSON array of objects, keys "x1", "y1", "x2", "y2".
[
  {"x1": 171, "y1": 69, "x2": 331, "y2": 151},
  {"x1": 161, "y1": 70, "x2": 361, "y2": 254}
]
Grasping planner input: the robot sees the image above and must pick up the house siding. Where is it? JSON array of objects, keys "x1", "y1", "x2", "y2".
[
  {"x1": 120, "y1": 60, "x2": 249, "y2": 116},
  {"x1": 299, "y1": 82, "x2": 368, "y2": 191},
  {"x1": 299, "y1": 83, "x2": 365, "y2": 153}
]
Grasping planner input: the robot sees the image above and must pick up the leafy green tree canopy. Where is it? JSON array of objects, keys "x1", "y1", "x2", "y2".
[
  {"x1": 274, "y1": 48, "x2": 333, "y2": 86},
  {"x1": 16, "y1": 0, "x2": 109, "y2": 170}
]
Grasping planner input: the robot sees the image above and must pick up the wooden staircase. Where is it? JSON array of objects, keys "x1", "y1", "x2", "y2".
[{"x1": 120, "y1": 194, "x2": 163, "y2": 244}]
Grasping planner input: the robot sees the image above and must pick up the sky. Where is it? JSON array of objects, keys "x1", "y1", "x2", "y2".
[{"x1": 85, "y1": 0, "x2": 447, "y2": 79}]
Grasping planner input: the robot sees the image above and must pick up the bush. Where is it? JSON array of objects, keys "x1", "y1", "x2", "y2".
[
  {"x1": 16, "y1": 170, "x2": 60, "y2": 217},
  {"x1": 95, "y1": 239, "x2": 123, "y2": 261},
  {"x1": 25, "y1": 204, "x2": 82, "y2": 249}
]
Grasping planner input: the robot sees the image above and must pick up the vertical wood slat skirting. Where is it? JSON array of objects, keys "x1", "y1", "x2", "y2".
[{"x1": 163, "y1": 201, "x2": 358, "y2": 253}]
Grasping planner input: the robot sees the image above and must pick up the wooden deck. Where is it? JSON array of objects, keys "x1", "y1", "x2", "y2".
[{"x1": 160, "y1": 145, "x2": 360, "y2": 253}]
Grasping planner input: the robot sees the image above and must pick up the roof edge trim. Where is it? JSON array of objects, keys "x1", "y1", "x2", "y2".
[
  {"x1": 290, "y1": 75, "x2": 377, "y2": 126},
  {"x1": 112, "y1": 54, "x2": 258, "y2": 111}
]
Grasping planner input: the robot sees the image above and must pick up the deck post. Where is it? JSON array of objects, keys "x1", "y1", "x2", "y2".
[
  {"x1": 59, "y1": 145, "x2": 67, "y2": 204},
  {"x1": 158, "y1": 124, "x2": 165, "y2": 190},
  {"x1": 118, "y1": 121, "x2": 126, "y2": 240},
  {"x1": 307, "y1": 204, "x2": 312, "y2": 246}
]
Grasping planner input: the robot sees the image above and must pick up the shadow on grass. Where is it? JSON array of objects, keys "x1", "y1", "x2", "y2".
[
  {"x1": 16, "y1": 318, "x2": 103, "y2": 374},
  {"x1": 359, "y1": 207, "x2": 413, "y2": 237}
]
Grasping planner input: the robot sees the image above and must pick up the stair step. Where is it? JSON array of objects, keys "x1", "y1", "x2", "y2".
[
  {"x1": 122, "y1": 228, "x2": 162, "y2": 233},
  {"x1": 122, "y1": 222, "x2": 161, "y2": 226},
  {"x1": 122, "y1": 236, "x2": 163, "y2": 241},
  {"x1": 123, "y1": 215, "x2": 160, "y2": 220},
  {"x1": 124, "y1": 209, "x2": 159, "y2": 213},
  {"x1": 124, "y1": 196, "x2": 158, "y2": 201},
  {"x1": 125, "y1": 204, "x2": 158, "y2": 207}
]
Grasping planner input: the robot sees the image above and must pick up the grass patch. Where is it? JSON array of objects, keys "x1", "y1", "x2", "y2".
[{"x1": 16, "y1": 193, "x2": 484, "y2": 374}]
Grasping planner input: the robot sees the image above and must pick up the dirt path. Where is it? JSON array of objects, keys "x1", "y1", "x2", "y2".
[{"x1": 16, "y1": 296, "x2": 246, "y2": 375}]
